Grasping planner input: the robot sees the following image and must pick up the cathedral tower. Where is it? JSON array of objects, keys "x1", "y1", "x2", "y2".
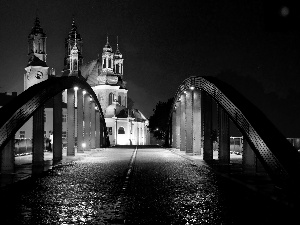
[
  {"x1": 69, "y1": 33, "x2": 79, "y2": 76},
  {"x1": 114, "y1": 37, "x2": 124, "y2": 78},
  {"x1": 24, "y1": 17, "x2": 49, "y2": 90},
  {"x1": 63, "y1": 19, "x2": 83, "y2": 76},
  {"x1": 27, "y1": 17, "x2": 47, "y2": 61},
  {"x1": 102, "y1": 36, "x2": 114, "y2": 75}
]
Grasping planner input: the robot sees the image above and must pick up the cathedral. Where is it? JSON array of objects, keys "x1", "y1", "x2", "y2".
[{"x1": 18, "y1": 17, "x2": 150, "y2": 146}]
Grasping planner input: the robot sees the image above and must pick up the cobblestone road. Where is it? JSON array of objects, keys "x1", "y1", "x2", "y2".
[{"x1": 0, "y1": 148, "x2": 298, "y2": 224}]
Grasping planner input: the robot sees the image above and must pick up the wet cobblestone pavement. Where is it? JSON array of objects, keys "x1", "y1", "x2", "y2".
[{"x1": 0, "y1": 148, "x2": 299, "y2": 224}]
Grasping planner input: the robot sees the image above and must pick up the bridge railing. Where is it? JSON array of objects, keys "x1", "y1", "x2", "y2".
[
  {"x1": 168, "y1": 76, "x2": 300, "y2": 189},
  {"x1": 0, "y1": 76, "x2": 109, "y2": 151}
]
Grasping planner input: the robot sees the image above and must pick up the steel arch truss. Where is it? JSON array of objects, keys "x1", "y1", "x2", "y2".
[
  {"x1": 170, "y1": 76, "x2": 300, "y2": 188},
  {"x1": 0, "y1": 76, "x2": 109, "y2": 151}
]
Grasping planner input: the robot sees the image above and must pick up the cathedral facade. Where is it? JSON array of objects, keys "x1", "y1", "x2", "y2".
[{"x1": 18, "y1": 17, "x2": 150, "y2": 146}]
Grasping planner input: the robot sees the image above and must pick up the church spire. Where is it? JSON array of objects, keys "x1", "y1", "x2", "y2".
[
  {"x1": 114, "y1": 36, "x2": 122, "y2": 58},
  {"x1": 63, "y1": 18, "x2": 83, "y2": 73},
  {"x1": 69, "y1": 32, "x2": 79, "y2": 75},
  {"x1": 28, "y1": 16, "x2": 47, "y2": 61},
  {"x1": 103, "y1": 34, "x2": 112, "y2": 53},
  {"x1": 114, "y1": 36, "x2": 123, "y2": 76},
  {"x1": 102, "y1": 34, "x2": 114, "y2": 74}
]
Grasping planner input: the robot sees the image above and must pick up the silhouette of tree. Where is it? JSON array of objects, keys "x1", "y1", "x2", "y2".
[{"x1": 149, "y1": 97, "x2": 173, "y2": 140}]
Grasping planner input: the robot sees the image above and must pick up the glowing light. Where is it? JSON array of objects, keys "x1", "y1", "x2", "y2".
[
  {"x1": 184, "y1": 90, "x2": 186, "y2": 94},
  {"x1": 74, "y1": 86, "x2": 78, "y2": 91},
  {"x1": 280, "y1": 6, "x2": 289, "y2": 17},
  {"x1": 82, "y1": 142, "x2": 86, "y2": 148},
  {"x1": 190, "y1": 86, "x2": 195, "y2": 90},
  {"x1": 95, "y1": 106, "x2": 98, "y2": 110},
  {"x1": 82, "y1": 90, "x2": 86, "y2": 95},
  {"x1": 90, "y1": 97, "x2": 93, "y2": 101}
]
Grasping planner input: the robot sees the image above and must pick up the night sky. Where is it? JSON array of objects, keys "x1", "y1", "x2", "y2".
[{"x1": 0, "y1": 0, "x2": 299, "y2": 137}]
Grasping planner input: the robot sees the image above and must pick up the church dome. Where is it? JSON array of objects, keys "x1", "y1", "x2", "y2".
[{"x1": 105, "y1": 101, "x2": 126, "y2": 118}]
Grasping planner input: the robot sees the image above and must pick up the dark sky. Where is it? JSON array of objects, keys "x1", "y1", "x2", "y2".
[{"x1": 0, "y1": 0, "x2": 299, "y2": 137}]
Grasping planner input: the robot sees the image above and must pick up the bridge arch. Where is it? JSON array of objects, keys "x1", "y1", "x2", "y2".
[
  {"x1": 0, "y1": 76, "x2": 108, "y2": 151},
  {"x1": 168, "y1": 76, "x2": 300, "y2": 189}
]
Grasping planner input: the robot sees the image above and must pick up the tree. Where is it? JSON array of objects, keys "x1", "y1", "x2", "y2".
[{"x1": 149, "y1": 97, "x2": 173, "y2": 140}]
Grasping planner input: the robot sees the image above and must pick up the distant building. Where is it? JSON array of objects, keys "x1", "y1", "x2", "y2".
[
  {"x1": 16, "y1": 17, "x2": 150, "y2": 146},
  {"x1": 0, "y1": 92, "x2": 18, "y2": 107}
]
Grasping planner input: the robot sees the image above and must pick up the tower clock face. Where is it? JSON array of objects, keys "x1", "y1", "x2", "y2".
[{"x1": 35, "y1": 71, "x2": 43, "y2": 79}]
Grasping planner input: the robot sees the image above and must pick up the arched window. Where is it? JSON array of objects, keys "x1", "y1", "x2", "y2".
[
  {"x1": 118, "y1": 95, "x2": 121, "y2": 104},
  {"x1": 103, "y1": 58, "x2": 106, "y2": 68},
  {"x1": 115, "y1": 64, "x2": 118, "y2": 74},
  {"x1": 118, "y1": 127, "x2": 125, "y2": 134},
  {"x1": 108, "y1": 58, "x2": 111, "y2": 68},
  {"x1": 109, "y1": 93, "x2": 114, "y2": 105}
]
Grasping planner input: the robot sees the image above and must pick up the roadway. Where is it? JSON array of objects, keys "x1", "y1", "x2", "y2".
[{"x1": 0, "y1": 147, "x2": 299, "y2": 224}]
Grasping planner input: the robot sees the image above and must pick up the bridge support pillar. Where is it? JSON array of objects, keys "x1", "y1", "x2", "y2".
[
  {"x1": 77, "y1": 89, "x2": 84, "y2": 153},
  {"x1": 171, "y1": 109, "x2": 176, "y2": 148},
  {"x1": 242, "y1": 139, "x2": 256, "y2": 175},
  {"x1": 32, "y1": 106, "x2": 44, "y2": 166},
  {"x1": 180, "y1": 93, "x2": 186, "y2": 151},
  {"x1": 84, "y1": 93, "x2": 91, "y2": 150},
  {"x1": 186, "y1": 90, "x2": 193, "y2": 154},
  {"x1": 67, "y1": 89, "x2": 75, "y2": 156},
  {"x1": 100, "y1": 121, "x2": 104, "y2": 147},
  {"x1": 193, "y1": 89, "x2": 202, "y2": 155},
  {"x1": 218, "y1": 106, "x2": 230, "y2": 164},
  {"x1": 95, "y1": 110, "x2": 100, "y2": 148},
  {"x1": 175, "y1": 101, "x2": 181, "y2": 149},
  {"x1": 203, "y1": 92, "x2": 213, "y2": 161},
  {"x1": 185, "y1": 89, "x2": 201, "y2": 154},
  {"x1": 90, "y1": 101, "x2": 96, "y2": 149},
  {"x1": 53, "y1": 93, "x2": 62, "y2": 162},
  {"x1": 0, "y1": 138, "x2": 15, "y2": 173}
]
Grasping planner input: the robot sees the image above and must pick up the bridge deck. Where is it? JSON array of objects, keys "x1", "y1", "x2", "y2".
[{"x1": 0, "y1": 147, "x2": 289, "y2": 206}]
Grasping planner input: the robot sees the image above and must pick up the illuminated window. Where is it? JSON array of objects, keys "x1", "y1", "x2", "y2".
[
  {"x1": 109, "y1": 93, "x2": 114, "y2": 105},
  {"x1": 19, "y1": 131, "x2": 25, "y2": 138},
  {"x1": 118, "y1": 127, "x2": 125, "y2": 134},
  {"x1": 62, "y1": 131, "x2": 67, "y2": 139},
  {"x1": 62, "y1": 114, "x2": 67, "y2": 123}
]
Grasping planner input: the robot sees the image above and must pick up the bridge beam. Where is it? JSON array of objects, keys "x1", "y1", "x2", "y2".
[
  {"x1": 218, "y1": 106, "x2": 230, "y2": 165},
  {"x1": 32, "y1": 106, "x2": 45, "y2": 166},
  {"x1": 84, "y1": 93, "x2": 91, "y2": 150},
  {"x1": 67, "y1": 88, "x2": 76, "y2": 156},
  {"x1": 77, "y1": 89, "x2": 84, "y2": 153},
  {"x1": 53, "y1": 93, "x2": 62, "y2": 162},
  {"x1": 202, "y1": 92, "x2": 213, "y2": 161},
  {"x1": 90, "y1": 101, "x2": 96, "y2": 149}
]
